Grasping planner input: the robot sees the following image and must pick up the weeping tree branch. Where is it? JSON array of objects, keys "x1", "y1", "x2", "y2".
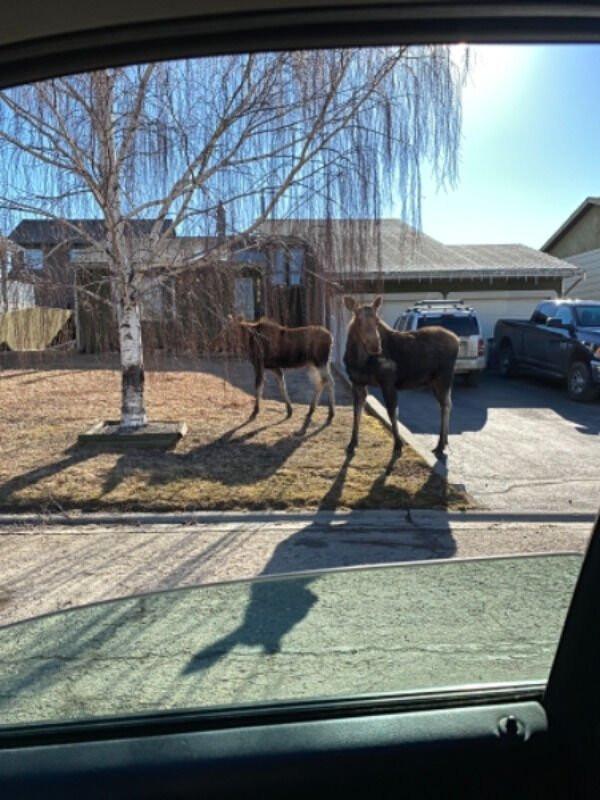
[{"x1": 0, "y1": 46, "x2": 467, "y2": 426}]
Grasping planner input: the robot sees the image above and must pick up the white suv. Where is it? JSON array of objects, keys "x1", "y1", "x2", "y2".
[{"x1": 393, "y1": 301, "x2": 486, "y2": 386}]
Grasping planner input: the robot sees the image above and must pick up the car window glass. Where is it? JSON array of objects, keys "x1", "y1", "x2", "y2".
[
  {"x1": 416, "y1": 314, "x2": 479, "y2": 335},
  {"x1": 554, "y1": 306, "x2": 573, "y2": 325},
  {"x1": 0, "y1": 40, "x2": 594, "y2": 733},
  {"x1": 0, "y1": 555, "x2": 582, "y2": 728},
  {"x1": 575, "y1": 306, "x2": 600, "y2": 327},
  {"x1": 537, "y1": 302, "x2": 557, "y2": 323}
]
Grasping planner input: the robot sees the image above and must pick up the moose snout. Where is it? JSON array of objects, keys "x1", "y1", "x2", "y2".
[{"x1": 365, "y1": 339, "x2": 382, "y2": 355}]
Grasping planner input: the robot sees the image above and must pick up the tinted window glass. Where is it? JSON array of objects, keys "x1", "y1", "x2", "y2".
[
  {"x1": 575, "y1": 306, "x2": 600, "y2": 327},
  {"x1": 554, "y1": 306, "x2": 574, "y2": 325},
  {"x1": 417, "y1": 314, "x2": 479, "y2": 335},
  {"x1": 535, "y1": 302, "x2": 557, "y2": 323}
]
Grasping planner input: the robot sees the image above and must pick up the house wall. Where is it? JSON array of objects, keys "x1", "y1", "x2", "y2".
[
  {"x1": 546, "y1": 205, "x2": 600, "y2": 259},
  {"x1": 563, "y1": 249, "x2": 600, "y2": 299},
  {"x1": 19, "y1": 243, "x2": 75, "y2": 309},
  {"x1": 6, "y1": 281, "x2": 36, "y2": 310}
]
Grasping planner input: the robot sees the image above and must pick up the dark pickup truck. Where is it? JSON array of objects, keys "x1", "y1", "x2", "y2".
[{"x1": 494, "y1": 299, "x2": 600, "y2": 401}]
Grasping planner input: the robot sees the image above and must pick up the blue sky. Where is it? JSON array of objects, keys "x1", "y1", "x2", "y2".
[{"x1": 412, "y1": 44, "x2": 600, "y2": 249}]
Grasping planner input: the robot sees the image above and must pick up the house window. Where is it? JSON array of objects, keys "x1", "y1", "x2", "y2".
[
  {"x1": 272, "y1": 250, "x2": 286, "y2": 285},
  {"x1": 26, "y1": 248, "x2": 44, "y2": 269},
  {"x1": 289, "y1": 247, "x2": 303, "y2": 285},
  {"x1": 234, "y1": 277, "x2": 256, "y2": 319},
  {"x1": 271, "y1": 247, "x2": 304, "y2": 286},
  {"x1": 139, "y1": 278, "x2": 175, "y2": 321}
]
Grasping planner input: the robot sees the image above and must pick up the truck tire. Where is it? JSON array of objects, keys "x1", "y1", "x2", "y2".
[
  {"x1": 498, "y1": 342, "x2": 518, "y2": 378},
  {"x1": 567, "y1": 361, "x2": 600, "y2": 402}
]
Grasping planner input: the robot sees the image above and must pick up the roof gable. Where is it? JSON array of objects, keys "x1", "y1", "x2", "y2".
[{"x1": 541, "y1": 197, "x2": 600, "y2": 252}]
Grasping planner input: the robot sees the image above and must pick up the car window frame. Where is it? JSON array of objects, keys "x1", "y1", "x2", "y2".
[{"x1": 1, "y1": 3, "x2": 600, "y2": 795}]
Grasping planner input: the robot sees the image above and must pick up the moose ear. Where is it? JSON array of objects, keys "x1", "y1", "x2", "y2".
[
  {"x1": 236, "y1": 313, "x2": 245, "y2": 322},
  {"x1": 373, "y1": 296, "x2": 383, "y2": 311},
  {"x1": 344, "y1": 296, "x2": 357, "y2": 312},
  {"x1": 226, "y1": 314, "x2": 234, "y2": 322}
]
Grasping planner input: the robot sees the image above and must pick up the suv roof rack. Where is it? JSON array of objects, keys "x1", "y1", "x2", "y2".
[{"x1": 410, "y1": 300, "x2": 474, "y2": 312}]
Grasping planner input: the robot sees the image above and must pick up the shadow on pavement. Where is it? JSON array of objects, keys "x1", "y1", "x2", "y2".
[
  {"x1": 184, "y1": 453, "x2": 455, "y2": 673},
  {"x1": 384, "y1": 370, "x2": 600, "y2": 436}
]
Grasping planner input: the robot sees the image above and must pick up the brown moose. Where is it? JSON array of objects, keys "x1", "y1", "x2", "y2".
[
  {"x1": 218, "y1": 315, "x2": 336, "y2": 421},
  {"x1": 343, "y1": 296, "x2": 458, "y2": 459}
]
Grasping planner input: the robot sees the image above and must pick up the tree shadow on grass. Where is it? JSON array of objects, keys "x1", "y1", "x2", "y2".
[
  {"x1": 101, "y1": 417, "x2": 331, "y2": 496},
  {"x1": 0, "y1": 446, "x2": 97, "y2": 509}
]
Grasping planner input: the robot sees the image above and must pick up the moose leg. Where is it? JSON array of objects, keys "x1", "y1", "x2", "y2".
[
  {"x1": 322, "y1": 364, "x2": 336, "y2": 420},
  {"x1": 432, "y1": 379, "x2": 452, "y2": 457},
  {"x1": 347, "y1": 383, "x2": 367, "y2": 454},
  {"x1": 380, "y1": 381, "x2": 403, "y2": 455},
  {"x1": 272, "y1": 368, "x2": 293, "y2": 418},
  {"x1": 306, "y1": 365, "x2": 323, "y2": 420},
  {"x1": 307, "y1": 364, "x2": 335, "y2": 421},
  {"x1": 250, "y1": 361, "x2": 265, "y2": 419}
]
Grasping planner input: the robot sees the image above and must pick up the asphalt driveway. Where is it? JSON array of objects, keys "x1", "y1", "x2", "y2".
[{"x1": 376, "y1": 370, "x2": 600, "y2": 513}]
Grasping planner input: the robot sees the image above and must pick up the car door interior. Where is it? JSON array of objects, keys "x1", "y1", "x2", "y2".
[
  {"x1": 1, "y1": 524, "x2": 598, "y2": 799},
  {"x1": 1, "y1": 3, "x2": 599, "y2": 798}
]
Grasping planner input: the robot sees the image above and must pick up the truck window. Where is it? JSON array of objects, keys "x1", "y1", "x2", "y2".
[
  {"x1": 575, "y1": 306, "x2": 600, "y2": 327},
  {"x1": 532, "y1": 302, "x2": 557, "y2": 324},
  {"x1": 554, "y1": 306, "x2": 574, "y2": 326}
]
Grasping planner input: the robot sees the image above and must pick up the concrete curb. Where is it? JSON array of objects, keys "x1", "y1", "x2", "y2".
[{"x1": 0, "y1": 509, "x2": 595, "y2": 528}]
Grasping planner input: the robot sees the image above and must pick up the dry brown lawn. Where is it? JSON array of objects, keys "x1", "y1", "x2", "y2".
[{"x1": 0, "y1": 357, "x2": 470, "y2": 512}]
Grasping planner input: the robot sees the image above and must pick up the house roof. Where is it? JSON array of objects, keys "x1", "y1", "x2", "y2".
[
  {"x1": 257, "y1": 218, "x2": 579, "y2": 280},
  {"x1": 442, "y1": 244, "x2": 578, "y2": 278},
  {"x1": 540, "y1": 197, "x2": 600, "y2": 252},
  {"x1": 9, "y1": 218, "x2": 175, "y2": 246},
  {"x1": 257, "y1": 218, "x2": 451, "y2": 273}
]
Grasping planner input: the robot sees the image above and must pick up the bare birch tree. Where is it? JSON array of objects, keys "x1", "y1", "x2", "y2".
[{"x1": 0, "y1": 47, "x2": 467, "y2": 428}]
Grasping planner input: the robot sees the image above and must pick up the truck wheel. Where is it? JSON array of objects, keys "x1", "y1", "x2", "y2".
[
  {"x1": 498, "y1": 342, "x2": 517, "y2": 378},
  {"x1": 567, "y1": 361, "x2": 599, "y2": 402},
  {"x1": 464, "y1": 371, "x2": 480, "y2": 387}
]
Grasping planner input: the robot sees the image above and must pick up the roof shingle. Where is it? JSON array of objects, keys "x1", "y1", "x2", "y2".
[{"x1": 257, "y1": 218, "x2": 578, "y2": 279}]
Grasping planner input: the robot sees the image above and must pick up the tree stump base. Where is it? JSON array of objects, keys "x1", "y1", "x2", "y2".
[{"x1": 78, "y1": 420, "x2": 187, "y2": 449}]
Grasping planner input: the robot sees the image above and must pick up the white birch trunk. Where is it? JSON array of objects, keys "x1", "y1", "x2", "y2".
[
  {"x1": 0, "y1": 251, "x2": 8, "y2": 313},
  {"x1": 118, "y1": 300, "x2": 147, "y2": 428}
]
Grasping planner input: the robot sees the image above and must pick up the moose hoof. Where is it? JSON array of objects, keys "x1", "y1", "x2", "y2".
[{"x1": 286, "y1": 408, "x2": 293, "y2": 419}]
